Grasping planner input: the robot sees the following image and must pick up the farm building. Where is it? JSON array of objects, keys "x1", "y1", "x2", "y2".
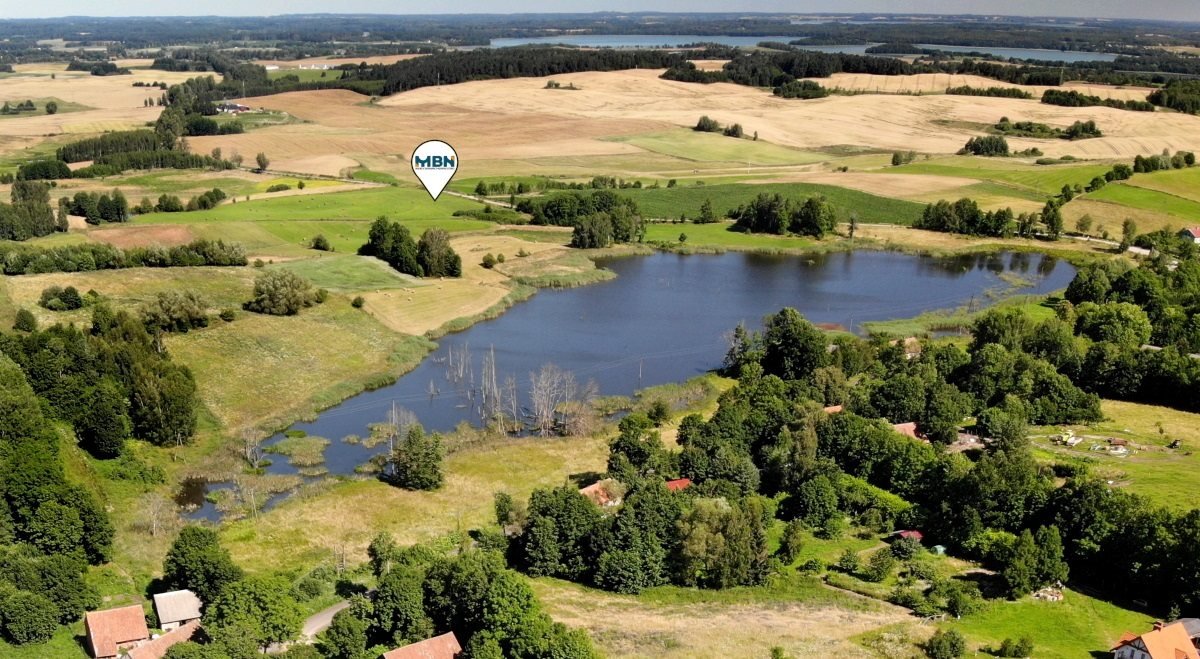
[
  {"x1": 85, "y1": 604, "x2": 150, "y2": 658},
  {"x1": 1112, "y1": 620, "x2": 1200, "y2": 659},
  {"x1": 381, "y1": 631, "x2": 463, "y2": 659},
  {"x1": 216, "y1": 102, "x2": 251, "y2": 114},
  {"x1": 1178, "y1": 227, "x2": 1200, "y2": 244},
  {"x1": 822, "y1": 404, "x2": 844, "y2": 414},
  {"x1": 152, "y1": 589, "x2": 202, "y2": 631},
  {"x1": 579, "y1": 479, "x2": 623, "y2": 507},
  {"x1": 127, "y1": 620, "x2": 201, "y2": 659},
  {"x1": 894, "y1": 530, "x2": 924, "y2": 542},
  {"x1": 665, "y1": 478, "x2": 692, "y2": 492},
  {"x1": 892, "y1": 422, "x2": 921, "y2": 440}
]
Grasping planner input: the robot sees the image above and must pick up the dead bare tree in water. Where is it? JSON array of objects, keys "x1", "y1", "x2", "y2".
[
  {"x1": 563, "y1": 378, "x2": 600, "y2": 436},
  {"x1": 528, "y1": 364, "x2": 593, "y2": 436},
  {"x1": 242, "y1": 429, "x2": 264, "y2": 470},
  {"x1": 385, "y1": 402, "x2": 419, "y2": 479},
  {"x1": 480, "y1": 345, "x2": 501, "y2": 424}
]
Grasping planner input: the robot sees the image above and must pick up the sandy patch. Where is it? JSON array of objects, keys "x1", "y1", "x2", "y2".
[
  {"x1": 362, "y1": 279, "x2": 511, "y2": 337},
  {"x1": 90, "y1": 224, "x2": 196, "y2": 249}
]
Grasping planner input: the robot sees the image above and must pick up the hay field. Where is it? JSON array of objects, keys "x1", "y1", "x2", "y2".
[
  {"x1": 534, "y1": 579, "x2": 907, "y2": 659},
  {"x1": 254, "y1": 54, "x2": 424, "y2": 68},
  {"x1": 814, "y1": 72, "x2": 1157, "y2": 102}
]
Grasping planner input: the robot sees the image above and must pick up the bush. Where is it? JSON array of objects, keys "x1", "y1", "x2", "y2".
[
  {"x1": 496, "y1": 253, "x2": 505, "y2": 263},
  {"x1": 294, "y1": 576, "x2": 324, "y2": 601},
  {"x1": 219, "y1": 308, "x2": 236, "y2": 322},
  {"x1": 351, "y1": 296, "x2": 365, "y2": 309},
  {"x1": 12, "y1": 308, "x2": 37, "y2": 332},
  {"x1": 38, "y1": 285, "x2": 84, "y2": 311},
  {"x1": 997, "y1": 637, "x2": 1034, "y2": 658},
  {"x1": 862, "y1": 549, "x2": 897, "y2": 582},
  {"x1": 297, "y1": 180, "x2": 306, "y2": 190},
  {"x1": 925, "y1": 630, "x2": 966, "y2": 659},
  {"x1": 776, "y1": 520, "x2": 805, "y2": 565},
  {"x1": 835, "y1": 548, "x2": 861, "y2": 573},
  {"x1": 310, "y1": 234, "x2": 332, "y2": 252},
  {"x1": 694, "y1": 115, "x2": 722, "y2": 133},
  {"x1": 517, "y1": 248, "x2": 530, "y2": 258},
  {"x1": 646, "y1": 399, "x2": 671, "y2": 425},
  {"x1": 243, "y1": 270, "x2": 319, "y2": 316},
  {"x1": 481, "y1": 253, "x2": 497, "y2": 269},
  {"x1": 266, "y1": 183, "x2": 291, "y2": 193},
  {"x1": 890, "y1": 536, "x2": 923, "y2": 560}
]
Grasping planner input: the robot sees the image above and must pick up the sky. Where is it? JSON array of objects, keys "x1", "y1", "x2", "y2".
[{"x1": 5, "y1": 1, "x2": 1200, "y2": 22}]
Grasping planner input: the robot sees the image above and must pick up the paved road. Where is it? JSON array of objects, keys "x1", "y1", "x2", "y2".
[{"x1": 302, "y1": 599, "x2": 352, "y2": 638}]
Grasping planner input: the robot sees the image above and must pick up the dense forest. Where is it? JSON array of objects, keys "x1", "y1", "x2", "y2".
[{"x1": 495, "y1": 306, "x2": 1200, "y2": 616}]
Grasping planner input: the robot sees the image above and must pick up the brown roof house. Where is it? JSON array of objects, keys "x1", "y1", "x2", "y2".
[
  {"x1": 1112, "y1": 620, "x2": 1200, "y2": 659},
  {"x1": 85, "y1": 604, "x2": 150, "y2": 658},
  {"x1": 381, "y1": 631, "x2": 463, "y2": 659},
  {"x1": 578, "y1": 479, "x2": 624, "y2": 508},
  {"x1": 152, "y1": 589, "x2": 202, "y2": 631},
  {"x1": 127, "y1": 620, "x2": 201, "y2": 659}
]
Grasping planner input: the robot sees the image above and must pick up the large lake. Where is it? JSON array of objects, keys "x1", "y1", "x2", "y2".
[
  {"x1": 186, "y1": 250, "x2": 1074, "y2": 520},
  {"x1": 489, "y1": 35, "x2": 1118, "y2": 62}
]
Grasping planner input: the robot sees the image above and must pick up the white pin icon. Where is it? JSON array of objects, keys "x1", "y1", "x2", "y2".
[{"x1": 411, "y1": 140, "x2": 459, "y2": 201}]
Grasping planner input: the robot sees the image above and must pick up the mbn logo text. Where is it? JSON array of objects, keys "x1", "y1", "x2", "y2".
[{"x1": 415, "y1": 155, "x2": 455, "y2": 168}]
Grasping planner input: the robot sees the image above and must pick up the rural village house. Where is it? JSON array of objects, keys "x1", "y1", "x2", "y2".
[
  {"x1": 1112, "y1": 619, "x2": 1200, "y2": 659},
  {"x1": 381, "y1": 631, "x2": 463, "y2": 659},
  {"x1": 85, "y1": 604, "x2": 150, "y2": 658},
  {"x1": 152, "y1": 589, "x2": 203, "y2": 631},
  {"x1": 1179, "y1": 227, "x2": 1200, "y2": 244}
]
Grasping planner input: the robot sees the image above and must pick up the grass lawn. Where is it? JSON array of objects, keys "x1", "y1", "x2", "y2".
[
  {"x1": 113, "y1": 171, "x2": 263, "y2": 196},
  {"x1": 1088, "y1": 182, "x2": 1200, "y2": 223},
  {"x1": 251, "y1": 177, "x2": 344, "y2": 194},
  {"x1": 1031, "y1": 399, "x2": 1200, "y2": 510},
  {"x1": 607, "y1": 128, "x2": 828, "y2": 166},
  {"x1": 896, "y1": 156, "x2": 1114, "y2": 196},
  {"x1": 620, "y1": 183, "x2": 926, "y2": 224},
  {"x1": 943, "y1": 587, "x2": 1149, "y2": 658},
  {"x1": 1123, "y1": 165, "x2": 1200, "y2": 203},
  {"x1": 135, "y1": 186, "x2": 486, "y2": 223},
  {"x1": 268, "y1": 68, "x2": 339, "y2": 82},
  {"x1": 646, "y1": 221, "x2": 820, "y2": 251},
  {"x1": 0, "y1": 96, "x2": 90, "y2": 119},
  {"x1": 862, "y1": 295, "x2": 1059, "y2": 337},
  {"x1": 270, "y1": 253, "x2": 415, "y2": 291}
]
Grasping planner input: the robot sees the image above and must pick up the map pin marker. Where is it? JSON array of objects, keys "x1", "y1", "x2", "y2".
[{"x1": 411, "y1": 140, "x2": 459, "y2": 201}]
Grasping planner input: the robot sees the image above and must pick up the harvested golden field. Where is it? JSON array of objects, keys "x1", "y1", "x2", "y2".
[
  {"x1": 534, "y1": 579, "x2": 909, "y2": 659},
  {"x1": 90, "y1": 223, "x2": 197, "y2": 249},
  {"x1": 754, "y1": 170, "x2": 982, "y2": 201},
  {"x1": 814, "y1": 72, "x2": 1157, "y2": 102},
  {"x1": 191, "y1": 89, "x2": 660, "y2": 178}
]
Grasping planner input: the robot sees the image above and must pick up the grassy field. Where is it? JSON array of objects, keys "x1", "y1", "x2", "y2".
[
  {"x1": 606, "y1": 128, "x2": 828, "y2": 166},
  {"x1": 268, "y1": 68, "x2": 340, "y2": 83},
  {"x1": 136, "y1": 186, "x2": 485, "y2": 223},
  {"x1": 1125, "y1": 166, "x2": 1200, "y2": 203},
  {"x1": 270, "y1": 253, "x2": 417, "y2": 291},
  {"x1": 1088, "y1": 182, "x2": 1200, "y2": 223},
  {"x1": 0, "y1": 96, "x2": 90, "y2": 118},
  {"x1": 619, "y1": 182, "x2": 926, "y2": 224},
  {"x1": 533, "y1": 574, "x2": 905, "y2": 659},
  {"x1": 645, "y1": 221, "x2": 820, "y2": 251},
  {"x1": 942, "y1": 587, "x2": 1149, "y2": 658},
  {"x1": 895, "y1": 156, "x2": 1114, "y2": 196},
  {"x1": 1032, "y1": 399, "x2": 1200, "y2": 510}
]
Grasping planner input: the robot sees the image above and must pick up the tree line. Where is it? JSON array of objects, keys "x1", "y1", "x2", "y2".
[
  {"x1": 1041, "y1": 89, "x2": 1155, "y2": 112},
  {"x1": 728, "y1": 192, "x2": 837, "y2": 239},
  {"x1": 514, "y1": 189, "x2": 646, "y2": 248},
  {"x1": 0, "y1": 238, "x2": 246, "y2": 275}
]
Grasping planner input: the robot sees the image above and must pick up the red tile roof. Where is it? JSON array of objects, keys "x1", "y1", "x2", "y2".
[
  {"x1": 1113, "y1": 622, "x2": 1200, "y2": 659},
  {"x1": 898, "y1": 530, "x2": 924, "y2": 541},
  {"x1": 1181, "y1": 227, "x2": 1200, "y2": 238},
  {"x1": 665, "y1": 478, "x2": 692, "y2": 492},
  {"x1": 86, "y1": 605, "x2": 150, "y2": 658},
  {"x1": 128, "y1": 620, "x2": 200, "y2": 659},
  {"x1": 381, "y1": 631, "x2": 463, "y2": 659}
]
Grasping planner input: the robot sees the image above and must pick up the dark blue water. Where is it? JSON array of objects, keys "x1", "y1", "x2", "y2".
[
  {"x1": 185, "y1": 250, "x2": 1073, "y2": 520},
  {"x1": 489, "y1": 35, "x2": 1118, "y2": 62}
]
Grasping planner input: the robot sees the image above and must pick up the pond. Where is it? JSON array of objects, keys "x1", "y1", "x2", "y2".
[{"x1": 186, "y1": 249, "x2": 1074, "y2": 521}]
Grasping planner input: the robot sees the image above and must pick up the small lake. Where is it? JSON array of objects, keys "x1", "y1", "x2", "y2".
[
  {"x1": 489, "y1": 34, "x2": 1119, "y2": 62},
  {"x1": 184, "y1": 250, "x2": 1073, "y2": 521}
]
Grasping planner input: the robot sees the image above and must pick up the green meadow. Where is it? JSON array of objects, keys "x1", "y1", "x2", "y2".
[
  {"x1": 136, "y1": 186, "x2": 487, "y2": 223},
  {"x1": 607, "y1": 128, "x2": 828, "y2": 166},
  {"x1": 619, "y1": 182, "x2": 926, "y2": 224},
  {"x1": 1089, "y1": 181, "x2": 1200, "y2": 222},
  {"x1": 896, "y1": 156, "x2": 1114, "y2": 195}
]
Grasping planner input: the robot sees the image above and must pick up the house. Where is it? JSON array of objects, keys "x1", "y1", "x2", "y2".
[
  {"x1": 128, "y1": 620, "x2": 201, "y2": 659},
  {"x1": 822, "y1": 404, "x2": 844, "y2": 414},
  {"x1": 1110, "y1": 438, "x2": 1130, "y2": 447},
  {"x1": 152, "y1": 589, "x2": 202, "y2": 631},
  {"x1": 888, "y1": 336, "x2": 923, "y2": 359},
  {"x1": 1112, "y1": 620, "x2": 1200, "y2": 659},
  {"x1": 665, "y1": 478, "x2": 692, "y2": 492},
  {"x1": 892, "y1": 422, "x2": 921, "y2": 440},
  {"x1": 381, "y1": 631, "x2": 463, "y2": 659},
  {"x1": 216, "y1": 102, "x2": 251, "y2": 114},
  {"x1": 85, "y1": 604, "x2": 150, "y2": 658},
  {"x1": 1179, "y1": 227, "x2": 1200, "y2": 244},
  {"x1": 579, "y1": 479, "x2": 623, "y2": 507},
  {"x1": 895, "y1": 530, "x2": 924, "y2": 542}
]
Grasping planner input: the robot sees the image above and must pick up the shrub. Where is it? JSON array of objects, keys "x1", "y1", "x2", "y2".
[
  {"x1": 243, "y1": 270, "x2": 318, "y2": 316},
  {"x1": 694, "y1": 115, "x2": 721, "y2": 133},
  {"x1": 997, "y1": 637, "x2": 1034, "y2": 658},
  {"x1": 266, "y1": 183, "x2": 291, "y2": 193},
  {"x1": 925, "y1": 630, "x2": 966, "y2": 659},
  {"x1": 219, "y1": 308, "x2": 236, "y2": 322},
  {"x1": 351, "y1": 296, "x2": 365, "y2": 309},
  {"x1": 481, "y1": 253, "x2": 497, "y2": 269},
  {"x1": 496, "y1": 253, "x2": 505, "y2": 263},
  {"x1": 777, "y1": 520, "x2": 805, "y2": 565},
  {"x1": 297, "y1": 180, "x2": 306, "y2": 190},
  {"x1": 38, "y1": 285, "x2": 84, "y2": 311},
  {"x1": 315, "y1": 288, "x2": 329, "y2": 304},
  {"x1": 310, "y1": 234, "x2": 332, "y2": 252},
  {"x1": 863, "y1": 549, "x2": 897, "y2": 582},
  {"x1": 835, "y1": 548, "x2": 861, "y2": 573},
  {"x1": 890, "y1": 536, "x2": 923, "y2": 560},
  {"x1": 517, "y1": 248, "x2": 530, "y2": 258},
  {"x1": 0, "y1": 591, "x2": 59, "y2": 644},
  {"x1": 646, "y1": 399, "x2": 671, "y2": 425},
  {"x1": 12, "y1": 308, "x2": 37, "y2": 332}
]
